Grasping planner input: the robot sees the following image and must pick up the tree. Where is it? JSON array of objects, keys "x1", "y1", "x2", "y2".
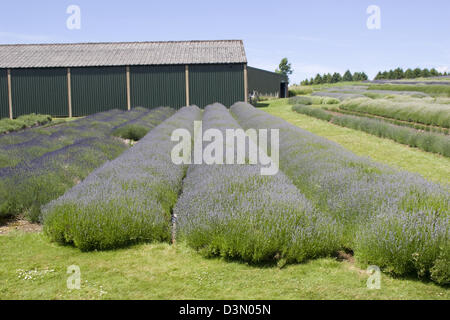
[
  {"x1": 375, "y1": 72, "x2": 383, "y2": 80},
  {"x1": 343, "y1": 70, "x2": 353, "y2": 82},
  {"x1": 405, "y1": 68, "x2": 414, "y2": 79},
  {"x1": 393, "y1": 68, "x2": 404, "y2": 79},
  {"x1": 276, "y1": 58, "x2": 293, "y2": 81},
  {"x1": 360, "y1": 72, "x2": 368, "y2": 81},
  {"x1": 314, "y1": 74, "x2": 323, "y2": 85},
  {"x1": 387, "y1": 70, "x2": 395, "y2": 79},
  {"x1": 430, "y1": 68, "x2": 439, "y2": 77},
  {"x1": 323, "y1": 73, "x2": 332, "y2": 83},
  {"x1": 421, "y1": 68, "x2": 431, "y2": 78},
  {"x1": 331, "y1": 72, "x2": 342, "y2": 83},
  {"x1": 413, "y1": 68, "x2": 422, "y2": 78}
]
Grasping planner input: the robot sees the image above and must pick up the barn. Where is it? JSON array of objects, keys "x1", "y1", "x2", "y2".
[{"x1": 0, "y1": 40, "x2": 288, "y2": 119}]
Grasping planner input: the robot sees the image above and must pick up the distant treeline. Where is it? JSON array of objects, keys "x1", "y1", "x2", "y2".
[
  {"x1": 375, "y1": 68, "x2": 448, "y2": 80},
  {"x1": 300, "y1": 70, "x2": 368, "y2": 86}
]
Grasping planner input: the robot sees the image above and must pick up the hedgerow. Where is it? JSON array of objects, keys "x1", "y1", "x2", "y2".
[
  {"x1": 326, "y1": 107, "x2": 449, "y2": 135},
  {"x1": 292, "y1": 104, "x2": 450, "y2": 157},
  {"x1": 288, "y1": 96, "x2": 340, "y2": 105},
  {"x1": 367, "y1": 84, "x2": 450, "y2": 97},
  {"x1": 42, "y1": 106, "x2": 202, "y2": 251},
  {"x1": 231, "y1": 102, "x2": 449, "y2": 282},
  {"x1": 175, "y1": 104, "x2": 340, "y2": 264},
  {"x1": 339, "y1": 98, "x2": 450, "y2": 128}
]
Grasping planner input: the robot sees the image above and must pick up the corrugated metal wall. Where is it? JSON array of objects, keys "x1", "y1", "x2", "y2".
[
  {"x1": 71, "y1": 67, "x2": 127, "y2": 116},
  {"x1": 189, "y1": 64, "x2": 244, "y2": 108},
  {"x1": 10, "y1": 68, "x2": 68, "y2": 117},
  {"x1": 0, "y1": 69, "x2": 8, "y2": 119},
  {"x1": 130, "y1": 65, "x2": 186, "y2": 109},
  {"x1": 248, "y1": 66, "x2": 287, "y2": 97}
]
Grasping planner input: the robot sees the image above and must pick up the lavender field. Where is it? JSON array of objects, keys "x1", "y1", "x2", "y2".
[
  {"x1": 2, "y1": 103, "x2": 448, "y2": 287},
  {"x1": 0, "y1": 107, "x2": 174, "y2": 222}
]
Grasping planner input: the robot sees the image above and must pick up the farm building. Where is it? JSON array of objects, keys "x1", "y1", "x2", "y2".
[
  {"x1": 0, "y1": 40, "x2": 288, "y2": 119},
  {"x1": 248, "y1": 66, "x2": 288, "y2": 98}
]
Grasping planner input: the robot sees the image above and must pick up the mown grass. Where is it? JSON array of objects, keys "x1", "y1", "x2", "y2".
[
  {"x1": 260, "y1": 99, "x2": 450, "y2": 185},
  {"x1": 1, "y1": 232, "x2": 448, "y2": 300}
]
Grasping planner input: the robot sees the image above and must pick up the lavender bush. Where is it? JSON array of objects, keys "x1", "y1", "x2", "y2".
[
  {"x1": 292, "y1": 104, "x2": 450, "y2": 157},
  {"x1": 0, "y1": 107, "x2": 175, "y2": 221},
  {"x1": 175, "y1": 104, "x2": 340, "y2": 264},
  {"x1": 42, "y1": 106, "x2": 201, "y2": 251},
  {"x1": 231, "y1": 102, "x2": 449, "y2": 282},
  {"x1": 0, "y1": 137, "x2": 126, "y2": 221},
  {"x1": 0, "y1": 107, "x2": 174, "y2": 168},
  {"x1": 339, "y1": 97, "x2": 450, "y2": 128}
]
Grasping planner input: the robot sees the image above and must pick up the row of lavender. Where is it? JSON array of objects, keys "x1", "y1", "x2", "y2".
[
  {"x1": 0, "y1": 107, "x2": 173, "y2": 169},
  {"x1": 230, "y1": 102, "x2": 449, "y2": 284},
  {"x1": 175, "y1": 104, "x2": 340, "y2": 263},
  {"x1": 0, "y1": 107, "x2": 175, "y2": 222},
  {"x1": 42, "y1": 106, "x2": 202, "y2": 251}
]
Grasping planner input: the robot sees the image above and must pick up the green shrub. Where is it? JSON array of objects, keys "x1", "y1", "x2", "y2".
[
  {"x1": 289, "y1": 87, "x2": 314, "y2": 96},
  {"x1": 288, "y1": 96, "x2": 313, "y2": 105},
  {"x1": 0, "y1": 114, "x2": 52, "y2": 134},
  {"x1": 112, "y1": 124, "x2": 149, "y2": 141},
  {"x1": 431, "y1": 247, "x2": 450, "y2": 286},
  {"x1": 292, "y1": 105, "x2": 333, "y2": 121}
]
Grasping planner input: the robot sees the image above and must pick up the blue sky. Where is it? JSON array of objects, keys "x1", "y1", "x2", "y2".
[{"x1": 0, "y1": 0, "x2": 449, "y2": 83}]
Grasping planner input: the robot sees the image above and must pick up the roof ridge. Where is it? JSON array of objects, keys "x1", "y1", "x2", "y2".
[{"x1": 0, "y1": 39, "x2": 244, "y2": 47}]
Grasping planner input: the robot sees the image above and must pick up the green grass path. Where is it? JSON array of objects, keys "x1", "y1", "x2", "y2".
[{"x1": 1, "y1": 233, "x2": 448, "y2": 300}]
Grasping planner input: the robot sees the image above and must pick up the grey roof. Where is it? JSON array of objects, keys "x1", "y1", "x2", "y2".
[{"x1": 0, "y1": 40, "x2": 247, "y2": 68}]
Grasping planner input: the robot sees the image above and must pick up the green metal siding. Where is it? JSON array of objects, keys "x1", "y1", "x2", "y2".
[
  {"x1": 71, "y1": 67, "x2": 127, "y2": 116},
  {"x1": 130, "y1": 65, "x2": 186, "y2": 109},
  {"x1": 0, "y1": 69, "x2": 8, "y2": 119},
  {"x1": 248, "y1": 66, "x2": 287, "y2": 97},
  {"x1": 189, "y1": 64, "x2": 244, "y2": 108},
  {"x1": 10, "y1": 68, "x2": 68, "y2": 117}
]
